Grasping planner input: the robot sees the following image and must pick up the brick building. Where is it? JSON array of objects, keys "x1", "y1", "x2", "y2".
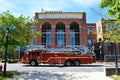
[
  {"x1": 96, "y1": 20, "x2": 120, "y2": 61},
  {"x1": 33, "y1": 12, "x2": 96, "y2": 48},
  {"x1": 32, "y1": 12, "x2": 120, "y2": 61}
]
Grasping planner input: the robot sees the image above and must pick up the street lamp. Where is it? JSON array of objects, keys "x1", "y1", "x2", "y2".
[
  {"x1": 108, "y1": 21, "x2": 119, "y2": 75},
  {"x1": 3, "y1": 24, "x2": 15, "y2": 77},
  {"x1": 3, "y1": 28, "x2": 9, "y2": 77},
  {"x1": 113, "y1": 43, "x2": 119, "y2": 75},
  {"x1": 99, "y1": 38, "x2": 103, "y2": 63},
  {"x1": 109, "y1": 31, "x2": 118, "y2": 76},
  {"x1": 105, "y1": 20, "x2": 119, "y2": 75}
]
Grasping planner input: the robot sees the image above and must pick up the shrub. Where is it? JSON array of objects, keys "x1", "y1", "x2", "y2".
[
  {"x1": 0, "y1": 71, "x2": 21, "y2": 80},
  {"x1": 8, "y1": 59, "x2": 18, "y2": 63}
]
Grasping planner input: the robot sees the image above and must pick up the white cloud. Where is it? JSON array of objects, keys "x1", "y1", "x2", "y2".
[
  {"x1": 19, "y1": 0, "x2": 71, "y2": 16},
  {"x1": 0, "y1": 0, "x2": 4, "y2": 2},
  {"x1": 72, "y1": 0, "x2": 101, "y2": 8},
  {"x1": 0, "y1": 0, "x2": 101, "y2": 11},
  {"x1": 0, "y1": 0, "x2": 15, "y2": 12},
  {"x1": 27, "y1": 0, "x2": 69, "y2": 11},
  {"x1": 0, "y1": 0, "x2": 101, "y2": 15},
  {"x1": 0, "y1": 0, "x2": 102, "y2": 23}
]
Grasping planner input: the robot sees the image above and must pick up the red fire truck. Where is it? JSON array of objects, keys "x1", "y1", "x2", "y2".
[{"x1": 22, "y1": 46, "x2": 96, "y2": 66}]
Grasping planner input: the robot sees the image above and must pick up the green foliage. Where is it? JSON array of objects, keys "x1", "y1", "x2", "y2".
[
  {"x1": 100, "y1": 0, "x2": 120, "y2": 19},
  {"x1": 0, "y1": 71, "x2": 21, "y2": 79},
  {"x1": 110, "y1": 75, "x2": 120, "y2": 80},
  {"x1": 0, "y1": 11, "x2": 40, "y2": 53},
  {"x1": 100, "y1": 0, "x2": 120, "y2": 43},
  {"x1": 103, "y1": 20, "x2": 120, "y2": 43},
  {"x1": 7, "y1": 59, "x2": 18, "y2": 63}
]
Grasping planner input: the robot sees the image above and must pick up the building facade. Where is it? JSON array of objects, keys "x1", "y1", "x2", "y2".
[
  {"x1": 33, "y1": 12, "x2": 120, "y2": 61},
  {"x1": 34, "y1": 12, "x2": 94, "y2": 47},
  {"x1": 96, "y1": 19, "x2": 120, "y2": 61},
  {"x1": 86, "y1": 23, "x2": 97, "y2": 47}
]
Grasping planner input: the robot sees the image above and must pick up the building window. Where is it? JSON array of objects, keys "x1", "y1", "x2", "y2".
[
  {"x1": 98, "y1": 26, "x2": 101, "y2": 33},
  {"x1": 86, "y1": 26, "x2": 91, "y2": 34},
  {"x1": 70, "y1": 30, "x2": 75, "y2": 45},
  {"x1": 56, "y1": 22, "x2": 65, "y2": 46},
  {"x1": 70, "y1": 22, "x2": 80, "y2": 45},
  {"x1": 87, "y1": 38, "x2": 92, "y2": 46},
  {"x1": 46, "y1": 30, "x2": 51, "y2": 45},
  {"x1": 108, "y1": 42, "x2": 112, "y2": 46},
  {"x1": 56, "y1": 30, "x2": 65, "y2": 45},
  {"x1": 42, "y1": 22, "x2": 51, "y2": 45}
]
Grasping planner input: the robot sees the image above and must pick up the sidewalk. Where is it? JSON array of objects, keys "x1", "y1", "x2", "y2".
[{"x1": 10, "y1": 70, "x2": 113, "y2": 80}]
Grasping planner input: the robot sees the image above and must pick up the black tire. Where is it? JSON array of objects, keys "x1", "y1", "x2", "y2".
[
  {"x1": 30, "y1": 60, "x2": 38, "y2": 66},
  {"x1": 65, "y1": 60, "x2": 72, "y2": 66},
  {"x1": 73, "y1": 60, "x2": 80, "y2": 66}
]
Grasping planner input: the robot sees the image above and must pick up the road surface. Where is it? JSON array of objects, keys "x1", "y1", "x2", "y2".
[{"x1": 0, "y1": 63, "x2": 113, "y2": 80}]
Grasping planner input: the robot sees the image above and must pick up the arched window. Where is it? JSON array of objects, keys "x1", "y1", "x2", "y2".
[
  {"x1": 56, "y1": 22, "x2": 65, "y2": 46},
  {"x1": 87, "y1": 38, "x2": 92, "y2": 46},
  {"x1": 41, "y1": 22, "x2": 51, "y2": 45},
  {"x1": 70, "y1": 22, "x2": 80, "y2": 45},
  {"x1": 86, "y1": 26, "x2": 91, "y2": 34}
]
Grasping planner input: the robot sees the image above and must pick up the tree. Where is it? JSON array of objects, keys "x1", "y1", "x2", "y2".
[
  {"x1": 99, "y1": 0, "x2": 120, "y2": 43},
  {"x1": 100, "y1": 0, "x2": 120, "y2": 75},
  {"x1": 0, "y1": 11, "x2": 39, "y2": 54},
  {"x1": 100, "y1": 0, "x2": 120, "y2": 19},
  {"x1": 102, "y1": 20, "x2": 120, "y2": 43}
]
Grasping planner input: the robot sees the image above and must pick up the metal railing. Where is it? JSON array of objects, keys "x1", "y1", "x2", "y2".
[{"x1": 104, "y1": 55, "x2": 120, "y2": 67}]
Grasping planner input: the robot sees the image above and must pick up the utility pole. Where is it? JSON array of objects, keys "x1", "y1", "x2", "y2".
[{"x1": 99, "y1": 38, "x2": 103, "y2": 63}]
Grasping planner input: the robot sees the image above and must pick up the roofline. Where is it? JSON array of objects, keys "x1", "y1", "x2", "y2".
[
  {"x1": 35, "y1": 11, "x2": 86, "y2": 14},
  {"x1": 87, "y1": 23, "x2": 96, "y2": 25}
]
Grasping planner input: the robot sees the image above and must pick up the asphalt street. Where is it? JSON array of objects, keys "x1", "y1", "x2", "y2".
[{"x1": 0, "y1": 63, "x2": 113, "y2": 80}]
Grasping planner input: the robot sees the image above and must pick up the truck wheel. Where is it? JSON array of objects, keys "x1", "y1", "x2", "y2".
[
  {"x1": 73, "y1": 60, "x2": 80, "y2": 66},
  {"x1": 30, "y1": 60, "x2": 37, "y2": 66},
  {"x1": 65, "y1": 60, "x2": 72, "y2": 66}
]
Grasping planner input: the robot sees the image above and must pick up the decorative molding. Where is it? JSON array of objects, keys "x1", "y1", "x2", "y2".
[{"x1": 38, "y1": 12, "x2": 83, "y2": 19}]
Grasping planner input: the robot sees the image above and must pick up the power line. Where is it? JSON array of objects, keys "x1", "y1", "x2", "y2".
[{"x1": 90, "y1": 7, "x2": 110, "y2": 20}]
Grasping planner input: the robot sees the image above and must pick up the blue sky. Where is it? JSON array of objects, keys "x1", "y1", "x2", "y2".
[{"x1": 0, "y1": 0, "x2": 107, "y2": 23}]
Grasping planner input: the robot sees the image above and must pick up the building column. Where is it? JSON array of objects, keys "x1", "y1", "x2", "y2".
[
  {"x1": 83, "y1": 26, "x2": 87, "y2": 46},
  {"x1": 51, "y1": 25, "x2": 56, "y2": 47},
  {"x1": 39, "y1": 25, "x2": 42, "y2": 45},
  {"x1": 34, "y1": 24, "x2": 41, "y2": 45},
  {"x1": 80, "y1": 26, "x2": 83, "y2": 45},
  {"x1": 65, "y1": 25, "x2": 70, "y2": 46},
  {"x1": 80, "y1": 26, "x2": 87, "y2": 46}
]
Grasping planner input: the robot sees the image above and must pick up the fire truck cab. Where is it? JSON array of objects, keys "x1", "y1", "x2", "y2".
[{"x1": 22, "y1": 46, "x2": 95, "y2": 66}]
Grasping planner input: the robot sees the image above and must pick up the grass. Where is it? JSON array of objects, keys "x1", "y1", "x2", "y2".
[
  {"x1": 0, "y1": 71, "x2": 21, "y2": 80},
  {"x1": 110, "y1": 75, "x2": 120, "y2": 80}
]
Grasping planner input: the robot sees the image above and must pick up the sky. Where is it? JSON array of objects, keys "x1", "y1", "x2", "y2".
[{"x1": 0, "y1": 0, "x2": 107, "y2": 23}]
